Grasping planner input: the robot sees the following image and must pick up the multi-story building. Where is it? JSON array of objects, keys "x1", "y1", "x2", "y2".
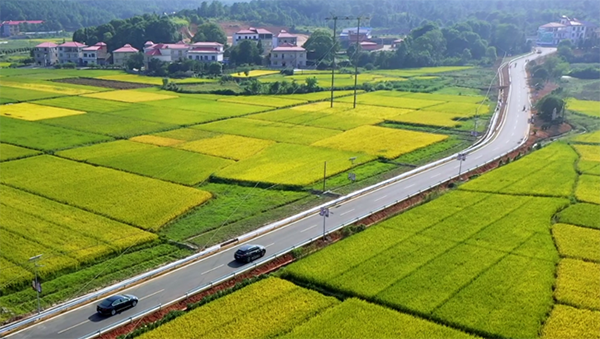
[
  {"x1": 537, "y1": 16, "x2": 597, "y2": 46},
  {"x1": 58, "y1": 41, "x2": 87, "y2": 64},
  {"x1": 340, "y1": 27, "x2": 372, "y2": 43},
  {"x1": 143, "y1": 41, "x2": 190, "y2": 66},
  {"x1": 187, "y1": 42, "x2": 224, "y2": 62},
  {"x1": 82, "y1": 42, "x2": 109, "y2": 66},
  {"x1": 33, "y1": 42, "x2": 58, "y2": 66},
  {"x1": 1, "y1": 20, "x2": 43, "y2": 37},
  {"x1": 270, "y1": 43, "x2": 307, "y2": 68},
  {"x1": 112, "y1": 44, "x2": 139, "y2": 66},
  {"x1": 233, "y1": 27, "x2": 273, "y2": 52},
  {"x1": 273, "y1": 30, "x2": 298, "y2": 48}
]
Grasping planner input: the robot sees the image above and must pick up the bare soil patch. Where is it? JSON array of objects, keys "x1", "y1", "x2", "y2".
[{"x1": 52, "y1": 78, "x2": 154, "y2": 90}]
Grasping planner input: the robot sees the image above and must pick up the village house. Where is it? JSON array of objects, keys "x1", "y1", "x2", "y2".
[
  {"x1": 273, "y1": 30, "x2": 298, "y2": 48},
  {"x1": 82, "y1": 42, "x2": 109, "y2": 66},
  {"x1": 33, "y1": 42, "x2": 59, "y2": 66},
  {"x1": 233, "y1": 27, "x2": 273, "y2": 52},
  {"x1": 112, "y1": 44, "x2": 139, "y2": 66},
  {"x1": 187, "y1": 42, "x2": 224, "y2": 62},
  {"x1": 1, "y1": 20, "x2": 43, "y2": 37},
  {"x1": 270, "y1": 43, "x2": 306, "y2": 68},
  {"x1": 537, "y1": 15, "x2": 597, "y2": 46},
  {"x1": 57, "y1": 41, "x2": 87, "y2": 65}
]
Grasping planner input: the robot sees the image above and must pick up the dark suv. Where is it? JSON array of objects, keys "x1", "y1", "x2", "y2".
[{"x1": 234, "y1": 244, "x2": 266, "y2": 263}]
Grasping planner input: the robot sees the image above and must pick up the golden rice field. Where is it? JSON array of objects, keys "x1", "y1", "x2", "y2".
[
  {"x1": 567, "y1": 98, "x2": 600, "y2": 118},
  {"x1": 0, "y1": 103, "x2": 85, "y2": 121},
  {"x1": 312, "y1": 125, "x2": 447, "y2": 159},
  {"x1": 130, "y1": 135, "x2": 186, "y2": 147},
  {"x1": 0, "y1": 81, "x2": 98, "y2": 95},
  {"x1": 84, "y1": 90, "x2": 178, "y2": 103},
  {"x1": 574, "y1": 130, "x2": 600, "y2": 144},
  {"x1": 541, "y1": 305, "x2": 600, "y2": 339},
  {"x1": 177, "y1": 134, "x2": 275, "y2": 160},
  {"x1": 98, "y1": 74, "x2": 213, "y2": 85},
  {"x1": 554, "y1": 259, "x2": 600, "y2": 311},
  {"x1": 214, "y1": 143, "x2": 376, "y2": 186},
  {"x1": 386, "y1": 110, "x2": 462, "y2": 127},
  {"x1": 573, "y1": 144, "x2": 600, "y2": 162},
  {"x1": 217, "y1": 95, "x2": 306, "y2": 108},
  {"x1": 249, "y1": 109, "x2": 383, "y2": 131},
  {"x1": 338, "y1": 92, "x2": 445, "y2": 110},
  {"x1": 426, "y1": 101, "x2": 490, "y2": 115},
  {"x1": 231, "y1": 70, "x2": 280, "y2": 78},
  {"x1": 552, "y1": 223, "x2": 600, "y2": 262},
  {"x1": 576, "y1": 174, "x2": 600, "y2": 204}
]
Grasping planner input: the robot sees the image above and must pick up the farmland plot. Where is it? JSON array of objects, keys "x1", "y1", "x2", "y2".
[
  {"x1": 0, "y1": 116, "x2": 112, "y2": 151},
  {"x1": 214, "y1": 143, "x2": 376, "y2": 186},
  {"x1": 84, "y1": 90, "x2": 177, "y2": 103},
  {"x1": 0, "y1": 103, "x2": 85, "y2": 121},
  {"x1": 573, "y1": 144, "x2": 600, "y2": 175},
  {"x1": 312, "y1": 125, "x2": 447, "y2": 159},
  {"x1": 177, "y1": 135, "x2": 274, "y2": 160},
  {"x1": 217, "y1": 95, "x2": 307, "y2": 108},
  {"x1": 0, "y1": 257, "x2": 32, "y2": 290},
  {"x1": 553, "y1": 224, "x2": 600, "y2": 262},
  {"x1": 576, "y1": 174, "x2": 600, "y2": 204},
  {"x1": 574, "y1": 130, "x2": 600, "y2": 144},
  {"x1": 554, "y1": 259, "x2": 600, "y2": 311},
  {"x1": 386, "y1": 110, "x2": 463, "y2": 128},
  {"x1": 142, "y1": 97, "x2": 269, "y2": 116},
  {"x1": 138, "y1": 278, "x2": 338, "y2": 339},
  {"x1": 338, "y1": 92, "x2": 444, "y2": 109},
  {"x1": 130, "y1": 135, "x2": 185, "y2": 147},
  {"x1": 0, "y1": 86, "x2": 67, "y2": 102},
  {"x1": 107, "y1": 105, "x2": 222, "y2": 125},
  {"x1": 36, "y1": 96, "x2": 133, "y2": 113},
  {"x1": 0, "y1": 143, "x2": 41, "y2": 162},
  {"x1": 567, "y1": 98, "x2": 600, "y2": 118},
  {"x1": 248, "y1": 109, "x2": 383, "y2": 131},
  {"x1": 557, "y1": 203, "x2": 600, "y2": 229},
  {"x1": 272, "y1": 90, "x2": 358, "y2": 102},
  {"x1": 404, "y1": 92, "x2": 486, "y2": 104},
  {"x1": 58, "y1": 140, "x2": 233, "y2": 185},
  {"x1": 0, "y1": 156, "x2": 211, "y2": 229},
  {"x1": 425, "y1": 101, "x2": 490, "y2": 115},
  {"x1": 194, "y1": 118, "x2": 341, "y2": 145},
  {"x1": 0, "y1": 80, "x2": 100, "y2": 95},
  {"x1": 153, "y1": 128, "x2": 219, "y2": 142},
  {"x1": 541, "y1": 305, "x2": 600, "y2": 339}
]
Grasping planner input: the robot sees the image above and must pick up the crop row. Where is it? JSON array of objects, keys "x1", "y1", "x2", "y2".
[
  {"x1": 0, "y1": 155, "x2": 211, "y2": 229},
  {"x1": 0, "y1": 85, "x2": 67, "y2": 102},
  {"x1": 177, "y1": 134, "x2": 274, "y2": 161},
  {"x1": 460, "y1": 142, "x2": 578, "y2": 197},
  {"x1": 57, "y1": 140, "x2": 234, "y2": 185},
  {"x1": 36, "y1": 96, "x2": 133, "y2": 113},
  {"x1": 338, "y1": 92, "x2": 445, "y2": 109},
  {"x1": 142, "y1": 96, "x2": 269, "y2": 116},
  {"x1": 138, "y1": 278, "x2": 338, "y2": 339},
  {"x1": 553, "y1": 223, "x2": 600, "y2": 262}
]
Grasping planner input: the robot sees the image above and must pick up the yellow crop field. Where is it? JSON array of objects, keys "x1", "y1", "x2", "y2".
[
  {"x1": 348, "y1": 105, "x2": 413, "y2": 119},
  {"x1": 386, "y1": 110, "x2": 461, "y2": 127},
  {"x1": 426, "y1": 101, "x2": 489, "y2": 116},
  {"x1": 576, "y1": 174, "x2": 600, "y2": 204},
  {"x1": 231, "y1": 70, "x2": 280, "y2": 78},
  {"x1": 312, "y1": 125, "x2": 447, "y2": 159},
  {"x1": 574, "y1": 130, "x2": 600, "y2": 144},
  {"x1": 405, "y1": 92, "x2": 486, "y2": 104},
  {"x1": 130, "y1": 135, "x2": 185, "y2": 147},
  {"x1": 218, "y1": 95, "x2": 306, "y2": 108},
  {"x1": 249, "y1": 109, "x2": 383, "y2": 131},
  {"x1": 215, "y1": 143, "x2": 376, "y2": 186},
  {"x1": 554, "y1": 259, "x2": 600, "y2": 311},
  {"x1": 0, "y1": 143, "x2": 41, "y2": 161},
  {"x1": 291, "y1": 101, "x2": 355, "y2": 113},
  {"x1": 177, "y1": 134, "x2": 275, "y2": 160},
  {"x1": 541, "y1": 305, "x2": 600, "y2": 339},
  {"x1": 0, "y1": 81, "x2": 98, "y2": 95},
  {"x1": 154, "y1": 128, "x2": 219, "y2": 141},
  {"x1": 138, "y1": 277, "x2": 339, "y2": 339},
  {"x1": 338, "y1": 92, "x2": 444, "y2": 110},
  {"x1": 553, "y1": 223, "x2": 600, "y2": 262},
  {"x1": 573, "y1": 144, "x2": 600, "y2": 162},
  {"x1": 0, "y1": 155, "x2": 211, "y2": 230},
  {"x1": 98, "y1": 74, "x2": 214, "y2": 85},
  {"x1": 0, "y1": 256, "x2": 33, "y2": 289},
  {"x1": 84, "y1": 90, "x2": 177, "y2": 103},
  {"x1": 0, "y1": 103, "x2": 85, "y2": 121},
  {"x1": 371, "y1": 66, "x2": 473, "y2": 77},
  {"x1": 567, "y1": 98, "x2": 600, "y2": 118}
]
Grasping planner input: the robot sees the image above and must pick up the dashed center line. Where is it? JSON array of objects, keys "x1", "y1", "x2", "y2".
[
  {"x1": 300, "y1": 224, "x2": 318, "y2": 233},
  {"x1": 405, "y1": 183, "x2": 415, "y2": 189},
  {"x1": 374, "y1": 195, "x2": 388, "y2": 202},
  {"x1": 340, "y1": 209, "x2": 355, "y2": 216},
  {"x1": 431, "y1": 173, "x2": 441, "y2": 178},
  {"x1": 201, "y1": 265, "x2": 223, "y2": 276},
  {"x1": 265, "y1": 243, "x2": 276, "y2": 248},
  {"x1": 57, "y1": 320, "x2": 88, "y2": 334}
]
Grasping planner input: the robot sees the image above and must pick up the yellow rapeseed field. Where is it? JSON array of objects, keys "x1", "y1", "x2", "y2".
[
  {"x1": 312, "y1": 125, "x2": 447, "y2": 159},
  {"x1": 0, "y1": 103, "x2": 85, "y2": 121},
  {"x1": 130, "y1": 135, "x2": 185, "y2": 147},
  {"x1": 0, "y1": 81, "x2": 97, "y2": 95},
  {"x1": 177, "y1": 134, "x2": 275, "y2": 160},
  {"x1": 84, "y1": 90, "x2": 177, "y2": 103}
]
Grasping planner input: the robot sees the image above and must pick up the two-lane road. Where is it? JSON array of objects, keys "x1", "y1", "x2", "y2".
[{"x1": 7, "y1": 48, "x2": 554, "y2": 339}]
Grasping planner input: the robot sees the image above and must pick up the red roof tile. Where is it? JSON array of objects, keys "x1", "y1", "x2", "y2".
[
  {"x1": 114, "y1": 44, "x2": 139, "y2": 53},
  {"x1": 192, "y1": 42, "x2": 223, "y2": 47},
  {"x1": 35, "y1": 42, "x2": 58, "y2": 48},
  {"x1": 145, "y1": 49, "x2": 162, "y2": 56},
  {"x1": 2, "y1": 20, "x2": 43, "y2": 25},
  {"x1": 83, "y1": 46, "x2": 101, "y2": 51},
  {"x1": 277, "y1": 30, "x2": 296, "y2": 38},
  {"x1": 59, "y1": 42, "x2": 87, "y2": 48}
]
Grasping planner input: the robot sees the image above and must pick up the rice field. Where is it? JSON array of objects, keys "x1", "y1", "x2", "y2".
[
  {"x1": 386, "y1": 110, "x2": 463, "y2": 127},
  {"x1": 576, "y1": 174, "x2": 600, "y2": 204},
  {"x1": 553, "y1": 223, "x2": 600, "y2": 263},
  {"x1": 573, "y1": 130, "x2": 600, "y2": 144},
  {"x1": 0, "y1": 155, "x2": 211, "y2": 229},
  {"x1": 371, "y1": 66, "x2": 473, "y2": 77},
  {"x1": 84, "y1": 90, "x2": 178, "y2": 103},
  {"x1": 0, "y1": 85, "x2": 68, "y2": 102},
  {"x1": 0, "y1": 143, "x2": 41, "y2": 162},
  {"x1": 248, "y1": 109, "x2": 383, "y2": 131},
  {"x1": 426, "y1": 101, "x2": 490, "y2": 115},
  {"x1": 176, "y1": 134, "x2": 275, "y2": 160},
  {"x1": 231, "y1": 70, "x2": 280, "y2": 78},
  {"x1": 57, "y1": 140, "x2": 233, "y2": 185},
  {"x1": 541, "y1": 305, "x2": 600, "y2": 339},
  {"x1": 338, "y1": 92, "x2": 444, "y2": 109},
  {"x1": 312, "y1": 125, "x2": 447, "y2": 159},
  {"x1": 0, "y1": 80, "x2": 100, "y2": 95},
  {"x1": 97, "y1": 74, "x2": 215, "y2": 85},
  {"x1": 1, "y1": 103, "x2": 85, "y2": 121},
  {"x1": 142, "y1": 97, "x2": 270, "y2": 116},
  {"x1": 554, "y1": 259, "x2": 600, "y2": 311},
  {"x1": 35, "y1": 96, "x2": 133, "y2": 113},
  {"x1": 567, "y1": 98, "x2": 600, "y2": 118},
  {"x1": 217, "y1": 95, "x2": 306, "y2": 108},
  {"x1": 404, "y1": 92, "x2": 486, "y2": 104},
  {"x1": 130, "y1": 135, "x2": 186, "y2": 147},
  {"x1": 214, "y1": 143, "x2": 376, "y2": 186},
  {"x1": 272, "y1": 90, "x2": 359, "y2": 102},
  {"x1": 153, "y1": 128, "x2": 219, "y2": 142}
]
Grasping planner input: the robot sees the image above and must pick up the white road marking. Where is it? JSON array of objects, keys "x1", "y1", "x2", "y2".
[
  {"x1": 300, "y1": 224, "x2": 318, "y2": 233},
  {"x1": 57, "y1": 320, "x2": 88, "y2": 335},
  {"x1": 431, "y1": 173, "x2": 441, "y2": 178},
  {"x1": 265, "y1": 243, "x2": 276, "y2": 248},
  {"x1": 340, "y1": 209, "x2": 355, "y2": 216},
  {"x1": 374, "y1": 195, "x2": 388, "y2": 202},
  {"x1": 140, "y1": 289, "x2": 165, "y2": 300},
  {"x1": 405, "y1": 184, "x2": 415, "y2": 189}
]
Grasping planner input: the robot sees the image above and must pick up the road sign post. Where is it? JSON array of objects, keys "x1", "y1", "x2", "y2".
[
  {"x1": 29, "y1": 254, "x2": 43, "y2": 315},
  {"x1": 457, "y1": 153, "x2": 467, "y2": 180},
  {"x1": 319, "y1": 207, "x2": 330, "y2": 240}
]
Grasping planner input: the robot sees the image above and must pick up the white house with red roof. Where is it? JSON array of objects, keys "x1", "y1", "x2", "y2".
[
  {"x1": 82, "y1": 42, "x2": 109, "y2": 66},
  {"x1": 273, "y1": 30, "x2": 298, "y2": 48},
  {"x1": 270, "y1": 43, "x2": 306, "y2": 68},
  {"x1": 187, "y1": 42, "x2": 224, "y2": 62},
  {"x1": 113, "y1": 44, "x2": 139, "y2": 66},
  {"x1": 58, "y1": 41, "x2": 87, "y2": 64},
  {"x1": 233, "y1": 27, "x2": 273, "y2": 52},
  {"x1": 143, "y1": 41, "x2": 190, "y2": 66},
  {"x1": 34, "y1": 42, "x2": 58, "y2": 66},
  {"x1": 1, "y1": 20, "x2": 43, "y2": 37},
  {"x1": 537, "y1": 15, "x2": 597, "y2": 46}
]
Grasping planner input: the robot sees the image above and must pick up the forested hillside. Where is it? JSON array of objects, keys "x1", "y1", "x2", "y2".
[{"x1": 3, "y1": 0, "x2": 598, "y2": 35}]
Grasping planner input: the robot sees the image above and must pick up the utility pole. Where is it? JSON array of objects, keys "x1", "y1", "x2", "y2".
[
  {"x1": 352, "y1": 16, "x2": 369, "y2": 108},
  {"x1": 29, "y1": 254, "x2": 43, "y2": 315},
  {"x1": 319, "y1": 207, "x2": 330, "y2": 240},
  {"x1": 327, "y1": 16, "x2": 338, "y2": 108},
  {"x1": 457, "y1": 153, "x2": 467, "y2": 179}
]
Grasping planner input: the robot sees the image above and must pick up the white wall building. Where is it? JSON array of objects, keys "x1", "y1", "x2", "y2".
[
  {"x1": 270, "y1": 43, "x2": 306, "y2": 68},
  {"x1": 113, "y1": 44, "x2": 139, "y2": 66},
  {"x1": 537, "y1": 16, "x2": 596, "y2": 46},
  {"x1": 187, "y1": 42, "x2": 224, "y2": 62},
  {"x1": 273, "y1": 30, "x2": 298, "y2": 48},
  {"x1": 58, "y1": 41, "x2": 87, "y2": 64},
  {"x1": 142, "y1": 41, "x2": 225, "y2": 66},
  {"x1": 82, "y1": 42, "x2": 109, "y2": 66},
  {"x1": 34, "y1": 42, "x2": 58, "y2": 66},
  {"x1": 233, "y1": 27, "x2": 273, "y2": 52}
]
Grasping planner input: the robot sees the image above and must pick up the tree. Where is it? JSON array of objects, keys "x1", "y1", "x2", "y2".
[
  {"x1": 208, "y1": 62, "x2": 222, "y2": 75},
  {"x1": 303, "y1": 29, "x2": 336, "y2": 62},
  {"x1": 229, "y1": 40, "x2": 261, "y2": 66},
  {"x1": 148, "y1": 58, "x2": 167, "y2": 77},
  {"x1": 536, "y1": 95, "x2": 565, "y2": 123},
  {"x1": 192, "y1": 22, "x2": 227, "y2": 44},
  {"x1": 125, "y1": 52, "x2": 144, "y2": 70}
]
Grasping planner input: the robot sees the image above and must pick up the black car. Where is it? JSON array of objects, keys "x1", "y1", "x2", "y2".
[
  {"x1": 234, "y1": 244, "x2": 266, "y2": 263},
  {"x1": 97, "y1": 294, "x2": 138, "y2": 316}
]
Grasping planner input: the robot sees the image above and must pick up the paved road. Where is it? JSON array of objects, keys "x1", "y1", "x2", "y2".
[{"x1": 8, "y1": 48, "x2": 554, "y2": 339}]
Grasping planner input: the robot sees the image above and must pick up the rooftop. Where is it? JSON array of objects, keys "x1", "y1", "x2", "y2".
[
  {"x1": 114, "y1": 44, "x2": 139, "y2": 53},
  {"x1": 272, "y1": 43, "x2": 305, "y2": 52},
  {"x1": 59, "y1": 41, "x2": 87, "y2": 48},
  {"x1": 236, "y1": 27, "x2": 272, "y2": 35},
  {"x1": 192, "y1": 42, "x2": 223, "y2": 47},
  {"x1": 35, "y1": 42, "x2": 58, "y2": 48},
  {"x1": 2, "y1": 20, "x2": 44, "y2": 25},
  {"x1": 277, "y1": 30, "x2": 296, "y2": 38}
]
